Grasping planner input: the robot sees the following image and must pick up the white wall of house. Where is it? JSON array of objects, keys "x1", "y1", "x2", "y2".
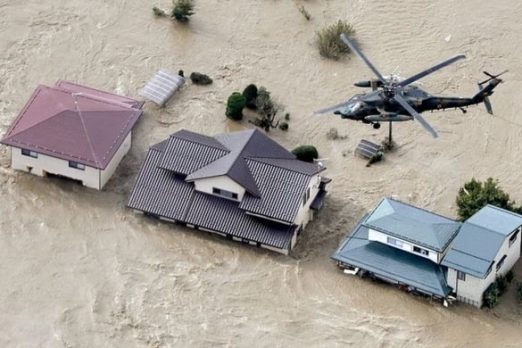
[
  {"x1": 11, "y1": 146, "x2": 101, "y2": 189},
  {"x1": 193, "y1": 175, "x2": 246, "y2": 201},
  {"x1": 293, "y1": 174, "x2": 320, "y2": 229},
  {"x1": 447, "y1": 226, "x2": 521, "y2": 308},
  {"x1": 10, "y1": 132, "x2": 132, "y2": 190},
  {"x1": 368, "y1": 229, "x2": 439, "y2": 263},
  {"x1": 100, "y1": 132, "x2": 132, "y2": 189}
]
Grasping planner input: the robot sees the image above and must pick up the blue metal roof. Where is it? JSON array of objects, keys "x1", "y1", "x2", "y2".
[
  {"x1": 364, "y1": 198, "x2": 461, "y2": 252},
  {"x1": 466, "y1": 205, "x2": 522, "y2": 236},
  {"x1": 441, "y1": 205, "x2": 522, "y2": 278},
  {"x1": 332, "y1": 218, "x2": 452, "y2": 297}
]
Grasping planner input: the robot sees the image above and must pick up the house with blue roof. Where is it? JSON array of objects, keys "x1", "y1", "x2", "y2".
[{"x1": 332, "y1": 198, "x2": 522, "y2": 307}]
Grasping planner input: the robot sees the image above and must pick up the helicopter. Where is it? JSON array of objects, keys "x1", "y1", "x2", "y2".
[{"x1": 316, "y1": 33, "x2": 506, "y2": 138}]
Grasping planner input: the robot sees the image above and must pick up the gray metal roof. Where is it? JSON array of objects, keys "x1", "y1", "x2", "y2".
[
  {"x1": 239, "y1": 158, "x2": 312, "y2": 222},
  {"x1": 186, "y1": 129, "x2": 297, "y2": 197},
  {"x1": 332, "y1": 218, "x2": 451, "y2": 297},
  {"x1": 441, "y1": 206, "x2": 522, "y2": 278},
  {"x1": 185, "y1": 192, "x2": 296, "y2": 249},
  {"x1": 127, "y1": 143, "x2": 297, "y2": 250},
  {"x1": 158, "y1": 132, "x2": 229, "y2": 175},
  {"x1": 364, "y1": 198, "x2": 461, "y2": 252},
  {"x1": 466, "y1": 205, "x2": 522, "y2": 236},
  {"x1": 139, "y1": 69, "x2": 185, "y2": 106}
]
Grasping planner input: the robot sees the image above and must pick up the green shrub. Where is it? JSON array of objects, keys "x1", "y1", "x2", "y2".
[
  {"x1": 496, "y1": 275, "x2": 508, "y2": 295},
  {"x1": 456, "y1": 178, "x2": 520, "y2": 220},
  {"x1": 292, "y1": 145, "x2": 319, "y2": 163},
  {"x1": 243, "y1": 84, "x2": 258, "y2": 109},
  {"x1": 255, "y1": 87, "x2": 274, "y2": 114},
  {"x1": 190, "y1": 72, "x2": 213, "y2": 85},
  {"x1": 315, "y1": 20, "x2": 355, "y2": 60},
  {"x1": 284, "y1": 113, "x2": 290, "y2": 121},
  {"x1": 153, "y1": 6, "x2": 167, "y2": 17},
  {"x1": 517, "y1": 281, "x2": 522, "y2": 304},
  {"x1": 483, "y1": 282, "x2": 500, "y2": 308},
  {"x1": 506, "y1": 270, "x2": 514, "y2": 284},
  {"x1": 172, "y1": 0, "x2": 194, "y2": 22},
  {"x1": 226, "y1": 92, "x2": 246, "y2": 121}
]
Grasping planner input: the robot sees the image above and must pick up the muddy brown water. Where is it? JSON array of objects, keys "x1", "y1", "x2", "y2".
[{"x1": 1, "y1": 0, "x2": 522, "y2": 346}]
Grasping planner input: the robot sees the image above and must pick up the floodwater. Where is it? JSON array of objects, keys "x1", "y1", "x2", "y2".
[{"x1": 1, "y1": 0, "x2": 522, "y2": 346}]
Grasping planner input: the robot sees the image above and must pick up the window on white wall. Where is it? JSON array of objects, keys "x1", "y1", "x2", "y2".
[
  {"x1": 509, "y1": 230, "x2": 519, "y2": 247},
  {"x1": 413, "y1": 246, "x2": 429, "y2": 256},
  {"x1": 69, "y1": 161, "x2": 85, "y2": 170},
  {"x1": 387, "y1": 237, "x2": 403, "y2": 248},
  {"x1": 496, "y1": 255, "x2": 507, "y2": 271},
  {"x1": 457, "y1": 271, "x2": 466, "y2": 281},
  {"x1": 212, "y1": 187, "x2": 238, "y2": 200},
  {"x1": 21, "y1": 149, "x2": 38, "y2": 158}
]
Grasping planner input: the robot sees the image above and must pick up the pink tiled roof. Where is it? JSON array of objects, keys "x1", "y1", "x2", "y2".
[{"x1": 0, "y1": 82, "x2": 143, "y2": 169}]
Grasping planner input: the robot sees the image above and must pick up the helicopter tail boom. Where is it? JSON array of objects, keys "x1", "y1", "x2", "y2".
[{"x1": 472, "y1": 71, "x2": 505, "y2": 115}]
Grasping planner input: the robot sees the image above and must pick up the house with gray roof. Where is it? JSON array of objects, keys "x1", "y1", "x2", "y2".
[
  {"x1": 127, "y1": 128, "x2": 329, "y2": 254},
  {"x1": 0, "y1": 81, "x2": 143, "y2": 190},
  {"x1": 332, "y1": 198, "x2": 522, "y2": 307}
]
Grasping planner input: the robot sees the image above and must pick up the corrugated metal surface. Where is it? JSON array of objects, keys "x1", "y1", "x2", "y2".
[
  {"x1": 365, "y1": 198, "x2": 461, "y2": 252},
  {"x1": 240, "y1": 159, "x2": 311, "y2": 223},
  {"x1": 139, "y1": 70, "x2": 185, "y2": 106},
  {"x1": 158, "y1": 135, "x2": 228, "y2": 175},
  {"x1": 127, "y1": 148, "x2": 194, "y2": 220},
  {"x1": 332, "y1": 220, "x2": 451, "y2": 297},
  {"x1": 185, "y1": 192, "x2": 295, "y2": 249},
  {"x1": 127, "y1": 145, "x2": 296, "y2": 250}
]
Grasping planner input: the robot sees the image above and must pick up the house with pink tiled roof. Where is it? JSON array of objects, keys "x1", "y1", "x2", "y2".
[{"x1": 0, "y1": 81, "x2": 143, "y2": 190}]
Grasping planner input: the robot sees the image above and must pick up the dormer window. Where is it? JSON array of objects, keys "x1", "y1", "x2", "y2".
[{"x1": 213, "y1": 187, "x2": 238, "y2": 200}]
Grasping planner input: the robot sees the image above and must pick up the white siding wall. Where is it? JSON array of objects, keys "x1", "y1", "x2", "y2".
[
  {"x1": 100, "y1": 132, "x2": 132, "y2": 189},
  {"x1": 368, "y1": 229, "x2": 439, "y2": 263},
  {"x1": 194, "y1": 175, "x2": 246, "y2": 201},
  {"x1": 293, "y1": 174, "x2": 321, "y2": 228},
  {"x1": 11, "y1": 146, "x2": 101, "y2": 189},
  {"x1": 448, "y1": 226, "x2": 521, "y2": 308}
]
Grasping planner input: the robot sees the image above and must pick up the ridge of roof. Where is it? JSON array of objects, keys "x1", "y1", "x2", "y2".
[
  {"x1": 1, "y1": 84, "x2": 142, "y2": 169},
  {"x1": 247, "y1": 156, "x2": 326, "y2": 176},
  {"x1": 170, "y1": 129, "x2": 230, "y2": 152}
]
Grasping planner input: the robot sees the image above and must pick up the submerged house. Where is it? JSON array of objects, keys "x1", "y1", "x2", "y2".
[
  {"x1": 332, "y1": 198, "x2": 522, "y2": 307},
  {"x1": 127, "y1": 128, "x2": 329, "y2": 254},
  {"x1": 0, "y1": 81, "x2": 143, "y2": 190}
]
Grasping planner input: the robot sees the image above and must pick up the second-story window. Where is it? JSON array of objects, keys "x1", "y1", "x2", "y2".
[
  {"x1": 509, "y1": 230, "x2": 519, "y2": 247},
  {"x1": 496, "y1": 255, "x2": 507, "y2": 271},
  {"x1": 387, "y1": 237, "x2": 403, "y2": 248},
  {"x1": 21, "y1": 149, "x2": 38, "y2": 158},
  {"x1": 413, "y1": 246, "x2": 429, "y2": 256},
  {"x1": 213, "y1": 187, "x2": 238, "y2": 200},
  {"x1": 457, "y1": 271, "x2": 466, "y2": 281},
  {"x1": 69, "y1": 161, "x2": 86, "y2": 170}
]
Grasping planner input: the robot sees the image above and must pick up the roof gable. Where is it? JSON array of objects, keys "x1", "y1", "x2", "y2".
[
  {"x1": 364, "y1": 198, "x2": 461, "y2": 252},
  {"x1": 1, "y1": 84, "x2": 142, "y2": 169}
]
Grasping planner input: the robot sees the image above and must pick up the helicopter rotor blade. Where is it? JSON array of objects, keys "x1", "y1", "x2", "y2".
[
  {"x1": 398, "y1": 55, "x2": 466, "y2": 87},
  {"x1": 314, "y1": 100, "x2": 351, "y2": 114},
  {"x1": 478, "y1": 70, "x2": 508, "y2": 85},
  {"x1": 340, "y1": 33, "x2": 386, "y2": 84},
  {"x1": 393, "y1": 94, "x2": 438, "y2": 138}
]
